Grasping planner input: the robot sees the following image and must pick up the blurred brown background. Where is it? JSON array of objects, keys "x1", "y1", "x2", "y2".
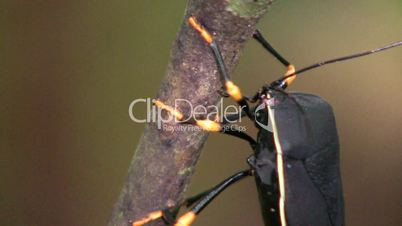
[{"x1": 1, "y1": 1, "x2": 402, "y2": 226}]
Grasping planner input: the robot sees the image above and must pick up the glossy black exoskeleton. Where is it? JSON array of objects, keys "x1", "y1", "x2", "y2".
[{"x1": 250, "y1": 92, "x2": 344, "y2": 226}]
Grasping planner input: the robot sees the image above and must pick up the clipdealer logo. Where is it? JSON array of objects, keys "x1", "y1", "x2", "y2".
[
  {"x1": 128, "y1": 98, "x2": 273, "y2": 132},
  {"x1": 128, "y1": 98, "x2": 246, "y2": 131}
]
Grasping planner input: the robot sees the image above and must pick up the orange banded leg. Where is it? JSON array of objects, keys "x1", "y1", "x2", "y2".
[
  {"x1": 253, "y1": 30, "x2": 297, "y2": 87},
  {"x1": 188, "y1": 16, "x2": 252, "y2": 118},
  {"x1": 132, "y1": 170, "x2": 251, "y2": 226},
  {"x1": 153, "y1": 100, "x2": 256, "y2": 148},
  {"x1": 132, "y1": 211, "x2": 164, "y2": 226},
  {"x1": 174, "y1": 170, "x2": 252, "y2": 226},
  {"x1": 131, "y1": 190, "x2": 211, "y2": 226}
]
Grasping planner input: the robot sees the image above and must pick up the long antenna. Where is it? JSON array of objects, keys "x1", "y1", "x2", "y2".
[{"x1": 276, "y1": 40, "x2": 402, "y2": 84}]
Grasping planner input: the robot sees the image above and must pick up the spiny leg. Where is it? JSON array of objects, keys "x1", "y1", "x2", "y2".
[
  {"x1": 174, "y1": 170, "x2": 252, "y2": 226},
  {"x1": 253, "y1": 30, "x2": 297, "y2": 87},
  {"x1": 188, "y1": 16, "x2": 253, "y2": 119}
]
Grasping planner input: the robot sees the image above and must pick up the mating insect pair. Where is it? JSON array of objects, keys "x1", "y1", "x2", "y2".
[{"x1": 132, "y1": 16, "x2": 402, "y2": 226}]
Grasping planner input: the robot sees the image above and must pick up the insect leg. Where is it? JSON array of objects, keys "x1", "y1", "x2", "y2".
[
  {"x1": 253, "y1": 30, "x2": 297, "y2": 87},
  {"x1": 222, "y1": 110, "x2": 248, "y2": 124},
  {"x1": 132, "y1": 170, "x2": 252, "y2": 226},
  {"x1": 253, "y1": 30, "x2": 290, "y2": 67},
  {"x1": 174, "y1": 169, "x2": 252, "y2": 226},
  {"x1": 131, "y1": 190, "x2": 214, "y2": 226},
  {"x1": 131, "y1": 210, "x2": 165, "y2": 226},
  {"x1": 191, "y1": 113, "x2": 257, "y2": 148},
  {"x1": 154, "y1": 100, "x2": 257, "y2": 148},
  {"x1": 188, "y1": 16, "x2": 253, "y2": 118}
]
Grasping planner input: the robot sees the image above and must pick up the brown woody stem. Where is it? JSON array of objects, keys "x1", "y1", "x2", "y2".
[{"x1": 108, "y1": 1, "x2": 272, "y2": 225}]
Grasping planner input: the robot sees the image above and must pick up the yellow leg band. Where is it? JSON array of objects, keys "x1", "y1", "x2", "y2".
[
  {"x1": 174, "y1": 212, "x2": 196, "y2": 226},
  {"x1": 284, "y1": 64, "x2": 296, "y2": 86},
  {"x1": 225, "y1": 81, "x2": 243, "y2": 102},
  {"x1": 188, "y1": 16, "x2": 213, "y2": 44},
  {"x1": 132, "y1": 211, "x2": 163, "y2": 226}
]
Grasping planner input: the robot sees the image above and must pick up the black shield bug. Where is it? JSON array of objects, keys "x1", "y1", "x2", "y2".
[{"x1": 131, "y1": 13, "x2": 401, "y2": 226}]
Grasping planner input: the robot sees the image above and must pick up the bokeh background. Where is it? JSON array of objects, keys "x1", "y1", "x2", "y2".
[{"x1": 2, "y1": 1, "x2": 402, "y2": 226}]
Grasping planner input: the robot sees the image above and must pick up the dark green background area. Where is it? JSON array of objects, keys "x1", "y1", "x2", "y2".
[{"x1": 1, "y1": 1, "x2": 402, "y2": 226}]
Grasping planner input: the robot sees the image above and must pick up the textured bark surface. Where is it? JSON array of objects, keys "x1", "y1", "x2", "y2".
[{"x1": 108, "y1": 0, "x2": 272, "y2": 225}]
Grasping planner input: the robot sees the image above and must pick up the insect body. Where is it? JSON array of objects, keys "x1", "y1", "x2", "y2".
[
  {"x1": 252, "y1": 92, "x2": 343, "y2": 226},
  {"x1": 132, "y1": 15, "x2": 401, "y2": 226}
]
